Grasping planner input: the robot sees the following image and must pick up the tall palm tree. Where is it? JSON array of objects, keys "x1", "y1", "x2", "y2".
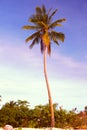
[{"x1": 22, "y1": 5, "x2": 66, "y2": 127}]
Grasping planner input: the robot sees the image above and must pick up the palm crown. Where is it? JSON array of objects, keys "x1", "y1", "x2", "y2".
[{"x1": 22, "y1": 5, "x2": 66, "y2": 55}]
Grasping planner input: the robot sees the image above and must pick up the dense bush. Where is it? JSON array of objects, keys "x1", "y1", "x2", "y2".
[{"x1": 0, "y1": 100, "x2": 87, "y2": 128}]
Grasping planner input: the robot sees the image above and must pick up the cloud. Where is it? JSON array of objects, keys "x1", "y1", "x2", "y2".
[
  {"x1": 0, "y1": 40, "x2": 87, "y2": 82},
  {"x1": 0, "y1": 40, "x2": 42, "y2": 70},
  {"x1": 0, "y1": 42, "x2": 87, "y2": 111},
  {"x1": 48, "y1": 52, "x2": 87, "y2": 80}
]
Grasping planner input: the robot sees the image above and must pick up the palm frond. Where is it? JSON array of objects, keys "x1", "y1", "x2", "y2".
[
  {"x1": 55, "y1": 18, "x2": 66, "y2": 23},
  {"x1": 36, "y1": 6, "x2": 42, "y2": 15},
  {"x1": 25, "y1": 31, "x2": 40, "y2": 42},
  {"x1": 22, "y1": 25, "x2": 40, "y2": 30},
  {"x1": 42, "y1": 5, "x2": 46, "y2": 15},
  {"x1": 49, "y1": 18, "x2": 66, "y2": 29},
  {"x1": 50, "y1": 32, "x2": 59, "y2": 45},
  {"x1": 29, "y1": 15, "x2": 40, "y2": 23},
  {"x1": 49, "y1": 9, "x2": 58, "y2": 21},
  {"x1": 57, "y1": 32, "x2": 65, "y2": 42},
  {"x1": 43, "y1": 14, "x2": 48, "y2": 24},
  {"x1": 48, "y1": 23, "x2": 62, "y2": 29},
  {"x1": 29, "y1": 15, "x2": 44, "y2": 25},
  {"x1": 40, "y1": 39, "x2": 45, "y2": 53},
  {"x1": 51, "y1": 31, "x2": 65, "y2": 42},
  {"x1": 52, "y1": 38, "x2": 59, "y2": 45},
  {"x1": 48, "y1": 8, "x2": 52, "y2": 16},
  {"x1": 47, "y1": 44, "x2": 51, "y2": 55},
  {"x1": 37, "y1": 21, "x2": 47, "y2": 28},
  {"x1": 29, "y1": 37, "x2": 40, "y2": 49}
]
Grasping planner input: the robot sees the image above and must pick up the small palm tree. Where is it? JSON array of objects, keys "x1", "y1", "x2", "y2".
[{"x1": 22, "y1": 5, "x2": 66, "y2": 127}]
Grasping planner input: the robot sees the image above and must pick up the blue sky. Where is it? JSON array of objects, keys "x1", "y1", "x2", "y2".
[{"x1": 0, "y1": 0, "x2": 87, "y2": 111}]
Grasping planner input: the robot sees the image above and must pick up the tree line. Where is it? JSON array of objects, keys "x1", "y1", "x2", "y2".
[{"x1": 0, "y1": 100, "x2": 87, "y2": 129}]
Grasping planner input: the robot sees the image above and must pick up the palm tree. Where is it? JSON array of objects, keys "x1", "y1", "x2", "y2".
[{"x1": 22, "y1": 5, "x2": 66, "y2": 127}]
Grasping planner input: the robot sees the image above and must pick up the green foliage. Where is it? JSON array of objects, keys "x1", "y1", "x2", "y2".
[
  {"x1": 0, "y1": 100, "x2": 30, "y2": 127},
  {"x1": 0, "y1": 100, "x2": 87, "y2": 128}
]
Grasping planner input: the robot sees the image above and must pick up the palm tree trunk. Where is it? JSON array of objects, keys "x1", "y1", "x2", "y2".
[{"x1": 43, "y1": 47, "x2": 55, "y2": 127}]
